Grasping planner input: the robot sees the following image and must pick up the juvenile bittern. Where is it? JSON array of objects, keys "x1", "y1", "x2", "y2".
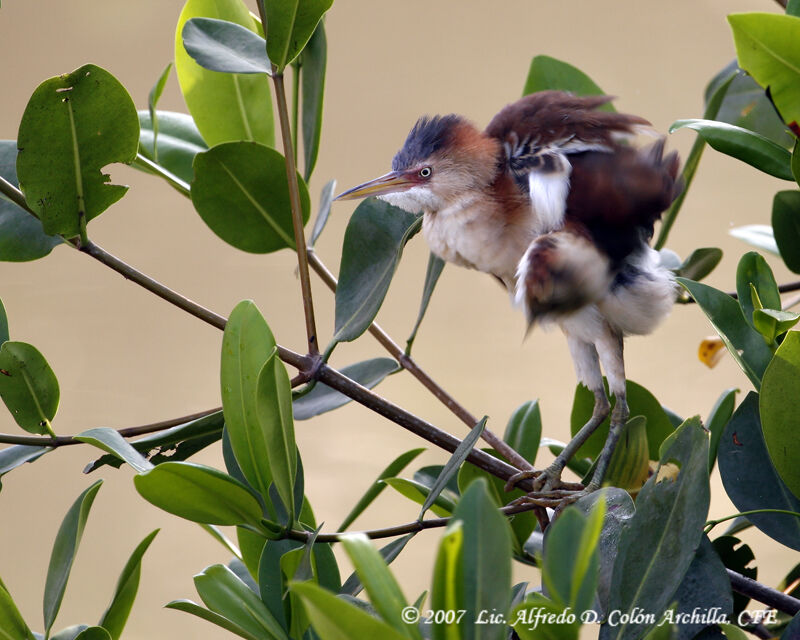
[{"x1": 336, "y1": 91, "x2": 680, "y2": 506}]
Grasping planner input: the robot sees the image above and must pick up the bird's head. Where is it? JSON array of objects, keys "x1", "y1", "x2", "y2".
[{"x1": 336, "y1": 114, "x2": 499, "y2": 213}]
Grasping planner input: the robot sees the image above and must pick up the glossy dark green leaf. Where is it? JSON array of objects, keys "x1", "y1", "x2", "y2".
[
  {"x1": 0, "y1": 579, "x2": 35, "y2": 640},
  {"x1": 541, "y1": 500, "x2": 605, "y2": 615},
  {"x1": 671, "y1": 536, "x2": 733, "y2": 640},
  {"x1": 707, "y1": 388, "x2": 737, "y2": 473},
  {"x1": 782, "y1": 613, "x2": 800, "y2": 639},
  {"x1": 0, "y1": 141, "x2": 60, "y2": 261},
  {"x1": 293, "y1": 358, "x2": 398, "y2": 421},
  {"x1": 309, "y1": 179, "x2": 335, "y2": 247},
  {"x1": 334, "y1": 200, "x2": 421, "y2": 342},
  {"x1": 166, "y1": 599, "x2": 261, "y2": 640},
  {"x1": 192, "y1": 142, "x2": 309, "y2": 253},
  {"x1": 670, "y1": 119, "x2": 793, "y2": 181},
  {"x1": 677, "y1": 278, "x2": 773, "y2": 389},
  {"x1": 673, "y1": 248, "x2": 723, "y2": 282},
  {"x1": 451, "y1": 479, "x2": 512, "y2": 640},
  {"x1": 382, "y1": 477, "x2": 454, "y2": 517},
  {"x1": 718, "y1": 392, "x2": 800, "y2": 550},
  {"x1": 430, "y1": 521, "x2": 464, "y2": 640},
  {"x1": 0, "y1": 341, "x2": 59, "y2": 436},
  {"x1": 406, "y1": 253, "x2": 445, "y2": 354},
  {"x1": 137, "y1": 111, "x2": 207, "y2": 186},
  {"x1": 0, "y1": 298, "x2": 7, "y2": 345},
  {"x1": 258, "y1": 538, "x2": 302, "y2": 630},
  {"x1": 183, "y1": 18, "x2": 270, "y2": 74},
  {"x1": 711, "y1": 536, "x2": 756, "y2": 614},
  {"x1": 262, "y1": 0, "x2": 333, "y2": 71},
  {"x1": 97, "y1": 529, "x2": 159, "y2": 639},
  {"x1": 290, "y1": 580, "x2": 408, "y2": 640},
  {"x1": 133, "y1": 461, "x2": 264, "y2": 527},
  {"x1": 75, "y1": 427, "x2": 153, "y2": 473},
  {"x1": 504, "y1": 400, "x2": 542, "y2": 466},
  {"x1": 0, "y1": 444, "x2": 49, "y2": 490},
  {"x1": 340, "y1": 534, "x2": 419, "y2": 639},
  {"x1": 523, "y1": 55, "x2": 612, "y2": 110},
  {"x1": 729, "y1": 13, "x2": 800, "y2": 136},
  {"x1": 794, "y1": 141, "x2": 800, "y2": 187},
  {"x1": 605, "y1": 418, "x2": 710, "y2": 640},
  {"x1": 301, "y1": 21, "x2": 326, "y2": 181},
  {"x1": 340, "y1": 534, "x2": 415, "y2": 597},
  {"x1": 760, "y1": 332, "x2": 800, "y2": 499},
  {"x1": 16, "y1": 64, "x2": 139, "y2": 237},
  {"x1": 729, "y1": 224, "x2": 779, "y2": 255},
  {"x1": 43, "y1": 480, "x2": 103, "y2": 635},
  {"x1": 420, "y1": 417, "x2": 485, "y2": 519},
  {"x1": 571, "y1": 379, "x2": 672, "y2": 461},
  {"x1": 221, "y1": 300, "x2": 279, "y2": 514},
  {"x1": 175, "y1": 0, "x2": 273, "y2": 147},
  {"x1": 338, "y1": 448, "x2": 425, "y2": 530},
  {"x1": 735, "y1": 251, "x2": 780, "y2": 332},
  {"x1": 773, "y1": 190, "x2": 800, "y2": 274},
  {"x1": 195, "y1": 564, "x2": 288, "y2": 640},
  {"x1": 256, "y1": 351, "x2": 297, "y2": 522}
]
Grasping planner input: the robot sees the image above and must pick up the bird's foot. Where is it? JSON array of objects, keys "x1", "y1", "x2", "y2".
[
  {"x1": 504, "y1": 463, "x2": 583, "y2": 494},
  {"x1": 509, "y1": 481, "x2": 599, "y2": 516}
]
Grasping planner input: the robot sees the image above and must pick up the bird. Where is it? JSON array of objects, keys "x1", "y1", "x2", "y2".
[{"x1": 335, "y1": 90, "x2": 681, "y2": 506}]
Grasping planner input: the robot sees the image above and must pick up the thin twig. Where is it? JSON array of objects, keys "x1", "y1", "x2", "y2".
[
  {"x1": 272, "y1": 69, "x2": 320, "y2": 357},
  {"x1": 727, "y1": 568, "x2": 800, "y2": 616},
  {"x1": 0, "y1": 407, "x2": 221, "y2": 447},
  {"x1": 678, "y1": 280, "x2": 800, "y2": 304}
]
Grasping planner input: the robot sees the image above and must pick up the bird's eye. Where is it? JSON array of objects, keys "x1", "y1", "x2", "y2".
[{"x1": 419, "y1": 167, "x2": 432, "y2": 178}]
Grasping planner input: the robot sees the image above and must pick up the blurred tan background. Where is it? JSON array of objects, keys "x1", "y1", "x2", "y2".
[{"x1": 0, "y1": 1, "x2": 796, "y2": 637}]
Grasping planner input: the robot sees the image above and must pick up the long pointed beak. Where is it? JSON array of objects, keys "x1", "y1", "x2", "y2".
[{"x1": 335, "y1": 171, "x2": 415, "y2": 201}]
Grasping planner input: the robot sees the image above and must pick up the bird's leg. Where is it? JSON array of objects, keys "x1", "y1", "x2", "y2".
[
  {"x1": 505, "y1": 338, "x2": 609, "y2": 494},
  {"x1": 584, "y1": 389, "x2": 629, "y2": 492}
]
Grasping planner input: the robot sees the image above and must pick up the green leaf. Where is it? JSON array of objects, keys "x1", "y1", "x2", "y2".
[
  {"x1": 729, "y1": 13, "x2": 800, "y2": 136},
  {"x1": 571, "y1": 379, "x2": 673, "y2": 461},
  {"x1": 541, "y1": 500, "x2": 605, "y2": 615},
  {"x1": 293, "y1": 358, "x2": 398, "y2": 421},
  {"x1": 74, "y1": 427, "x2": 154, "y2": 473},
  {"x1": 406, "y1": 253, "x2": 446, "y2": 354},
  {"x1": 195, "y1": 564, "x2": 288, "y2": 640},
  {"x1": 512, "y1": 593, "x2": 581, "y2": 640},
  {"x1": 760, "y1": 332, "x2": 800, "y2": 500},
  {"x1": 729, "y1": 224, "x2": 780, "y2": 255},
  {"x1": 794, "y1": 140, "x2": 800, "y2": 185},
  {"x1": 16, "y1": 64, "x2": 139, "y2": 238},
  {"x1": 504, "y1": 400, "x2": 542, "y2": 466},
  {"x1": 711, "y1": 536, "x2": 756, "y2": 614},
  {"x1": 147, "y1": 63, "x2": 172, "y2": 166},
  {"x1": 707, "y1": 388, "x2": 737, "y2": 473},
  {"x1": 301, "y1": 21, "x2": 326, "y2": 181},
  {"x1": 431, "y1": 522, "x2": 464, "y2": 640},
  {"x1": 773, "y1": 190, "x2": 800, "y2": 274},
  {"x1": 309, "y1": 179, "x2": 335, "y2": 247},
  {"x1": 137, "y1": 110, "x2": 206, "y2": 186},
  {"x1": 0, "y1": 298, "x2": 7, "y2": 345},
  {"x1": 340, "y1": 534, "x2": 419, "y2": 639},
  {"x1": 0, "y1": 444, "x2": 49, "y2": 489},
  {"x1": 754, "y1": 308, "x2": 800, "y2": 343},
  {"x1": 523, "y1": 55, "x2": 612, "y2": 109},
  {"x1": 603, "y1": 416, "x2": 650, "y2": 493},
  {"x1": 677, "y1": 278, "x2": 774, "y2": 389},
  {"x1": 175, "y1": 0, "x2": 274, "y2": 147},
  {"x1": 338, "y1": 448, "x2": 425, "y2": 530},
  {"x1": 605, "y1": 418, "x2": 710, "y2": 640},
  {"x1": 183, "y1": 18, "x2": 271, "y2": 74},
  {"x1": 166, "y1": 599, "x2": 261, "y2": 640},
  {"x1": 340, "y1": 534, "x2": 416, "y2": 597},
  {"x1": 673, "y1": 247, "x2": 723, "y2": 282},
  {"x1": 290, "y1": 580, "x2": 409, "y2": 640},
  {"x1": 0, "y1": 341, "x2": 59, "y2": 436},
  {"x1": 735, "y1": 251, "x2": 780, "y2": 332},
  {"x1": 0, "y1": 579, "x2": 35, "y2": 640},
  {"x1": 452, "y1": 479, "x2": 512, "y2": 640},
  {"x1": 43, "y1": 480, "x2": 103, "y2": 635},
  {"x1": 262, "y1": 0, "x2": 333, "y2": 72},
  {"x1": 0, "y1": 141, "x2": 61, "y2": 261},
  {"x1": 782, "y1": 612, "x2": 800, "y2": 639},
  {"x1": 191, "y1": 141, "x2": 309, "y2": 253},
  {"x1": 334, "y1": 200, "x2": 421, "y2": 342},
  {"x1": 258, "y1": 538, "x2": 302, "y2": 630},
  {"x1": 670, "y1": 119, "x2": 793, "y2": 181},
  {"x1": 718, "y1": 392, "x2": 800, "y2": 550},
  {"x1": 255, "y1": 351, "x2": 297, "y2": 523},
  {"x1": 72, "y1": 628, "x2": 111, "y2": 640},
  {"x1": 133, "y1": 461, "x2": 264, "y2": 527},
  {"x1": 382, "y1": 477, "x2": 455, "y2": 517},
  {"x1": 420, "y1": 417, "x2": 486, "y2": 519},
  {"x1": 221, "y1": 300, "x2": 280, "y2": 514}
]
